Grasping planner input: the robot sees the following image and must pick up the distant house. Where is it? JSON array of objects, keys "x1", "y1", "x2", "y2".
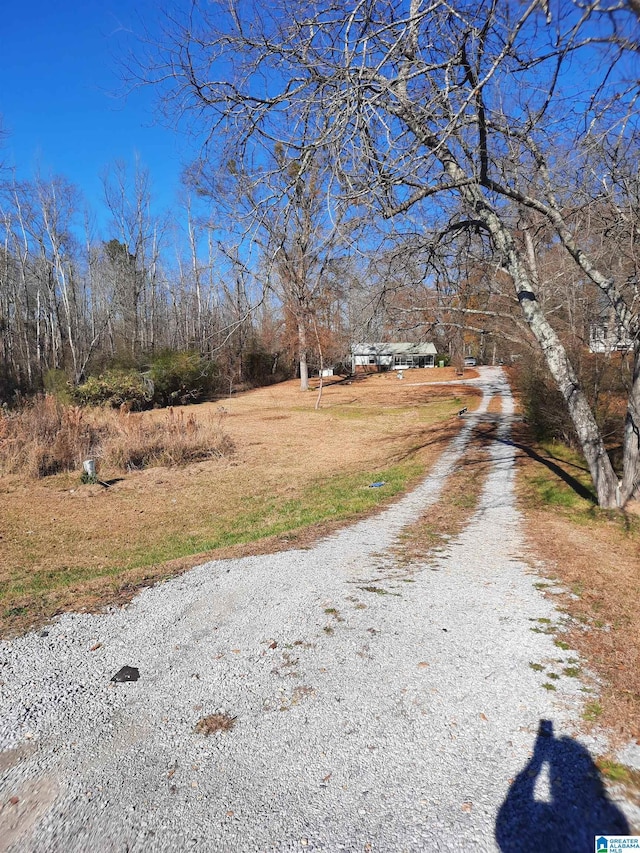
[
  {"x1": 588, "y1": 321, "x2": 634, "y2": 354},
  {"x1": 351, "y1": 342, "x2": 438, "y2": 373}
]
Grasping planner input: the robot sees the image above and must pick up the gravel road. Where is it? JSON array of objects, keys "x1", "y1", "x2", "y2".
[{"x1": 0, "y1": 367, "x2": 636, "y2": 851}]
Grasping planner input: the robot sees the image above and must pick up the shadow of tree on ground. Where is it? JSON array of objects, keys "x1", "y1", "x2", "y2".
[{"x1": 499, "y1": 438, "x2": 596, "y2": 504}]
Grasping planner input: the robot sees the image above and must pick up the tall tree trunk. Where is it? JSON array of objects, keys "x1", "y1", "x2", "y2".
[
  {"x1": 427, "y1": 134, "x2": 623, "y2": 508},
  {"x1": 298, "y1": 318, "x2": 309, "y2": 391},
  {"x1": 188, "y1": 204, "x2": 205, "y2": 352},
  {"x1": 313, "y1": 316, "x2": 324, "y2": 409},
  {"x1": 486, "y1": 210, "x2": 621, "y2": 508},
  {"x1": 620, "y1": 345, "x2": 640, "y2": 503}
]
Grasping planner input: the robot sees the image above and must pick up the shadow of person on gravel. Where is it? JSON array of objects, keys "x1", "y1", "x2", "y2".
[{"x1": 495, "y1": 719, "x2": 629, "y2": 852}]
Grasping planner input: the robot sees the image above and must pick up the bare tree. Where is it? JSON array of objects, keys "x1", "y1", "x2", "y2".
[
  {"x1": 187, "y1": 143, "x2": 349, "y2": 391},
  {"x1": 0, "y1": 176, "x2": 96, "y2": 386},
  {"x1": 102, "y1": 159, "x2": 165, "y2": 358}
]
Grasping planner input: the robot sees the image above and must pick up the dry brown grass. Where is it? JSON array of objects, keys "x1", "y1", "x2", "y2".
[
  {"x1": 101, "y1": 406, "x2": 233, "y2": 471},
  {"x1": 0, "y1": 396, "x2": 98, "y2": 478},
  {"x1": 0, "y1": 397, "x2": 232, "y2": 478},
  {"x1": 194, "y1": 713, "x2": 236, "y2": 735},
  {"x1": 486, "y1": 395, "x2": 502, "y2": 414},
  {"x1": 512, "y1": 419, "x2": 640, "y2": 746},
  {"x1": 0, "y1": 370, "x2": 480, "y2": 636}
]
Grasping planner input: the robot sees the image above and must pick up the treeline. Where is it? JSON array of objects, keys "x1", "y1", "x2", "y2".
[{"x1": 0, "y1": 163, "x2": 358, "y2": 405}]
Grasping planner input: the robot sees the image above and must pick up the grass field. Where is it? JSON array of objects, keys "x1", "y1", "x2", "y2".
[{"x1": 0, "y1": 368, "x2": 480, "y2": 636}]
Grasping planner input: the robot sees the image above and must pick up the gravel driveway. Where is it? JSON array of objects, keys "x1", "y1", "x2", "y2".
[{"x1": 0, "y1": 367, "x2": 635, "y2": 851}]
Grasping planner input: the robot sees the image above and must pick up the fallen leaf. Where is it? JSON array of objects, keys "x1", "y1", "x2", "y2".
[
  {"x1": 322, "y1": 773, "x2": 332, "y2": 783},
  {"x1": 231, "y1": 649, "x2": 241, "y2": 654},
  {"x1": 269, "y1": 642, "x2": 278, "y2": 649},
  {"x1": 480, "y1": 713, "x2": 488, "y2": 721},
  {"x1": 417, "y1": 662, "x2": 430, "y2": 668},
  {"x1": 226, "y1": 810, "x2": 234, "y2": 817},
  {"x1": 89, "y1": 643, "x2": 102, "y2": 652},
  {"x1": 9, "y1": 796, "x2": 19, "y2": 806},
  {"x1": 461, "y1": 802, "x2": 473, "y2": 813}
]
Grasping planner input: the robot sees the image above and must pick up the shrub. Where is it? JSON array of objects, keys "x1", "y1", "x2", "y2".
[
  {"x1": 71, "y1": 351, "x2": 221, "y2": 410},
  {"x1": 43, "y1": 369, "x2": 74, "y2": 404},
  {"x1": 517, "y1": 360, "x2": 576, "y2": 446},
  {"x1": 73, "y1": 369, "x2": 150, "y2": 410},
  {"x1": 244, "y1": 348, "x2": 287, "y2": 386},
  {"x1": 513, "y1": 352, "x2": 628, "y2": 453},
  {"x1": 148, "y1": 350, "x2": 219, "y2": 407}
]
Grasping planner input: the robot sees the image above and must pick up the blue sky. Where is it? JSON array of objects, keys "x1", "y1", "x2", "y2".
[{"x1": 0, "y1": 1, "x2": 189, "y2": 231}]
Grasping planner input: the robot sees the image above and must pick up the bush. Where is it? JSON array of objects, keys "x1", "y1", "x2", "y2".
[
  {"x1": 513, "y1": 352, "x2": 628, "y2": 453},
  {"x1": 73, "y1": 369, "x2": 150, "y2": 410},
  {"x1": 0, "y1": 365, "x2": 29, "y2": 405},
  {"x1": 43, "y1": 369, "x2": 74, "y2": 404},
  {"x1": 148, "y1": 350, "x2": 219, "y2": 407},
  {"x1": 514, "y1": 359, "x2": 576, "y2": 446},
  {"x1": 243, "y1": 348, "x2": 287, "y2": 386}
]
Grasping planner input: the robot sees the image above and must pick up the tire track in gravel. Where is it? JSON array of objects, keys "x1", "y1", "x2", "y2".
[{"x1": 0, "y1": 368, "x2": 636, "y2": 852}]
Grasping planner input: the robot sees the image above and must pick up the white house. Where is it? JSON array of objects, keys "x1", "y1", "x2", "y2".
[
  {"x1": 351, "y1": 342, "x2": 438, "y2": 373},
  {"x1": 588, "y1": 321, "x2": 634, "y2": 354}
]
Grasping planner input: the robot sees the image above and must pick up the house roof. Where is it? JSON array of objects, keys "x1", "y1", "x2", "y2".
[{"x1": 352, "y1": 342, "x2": 438, "y2": 356}]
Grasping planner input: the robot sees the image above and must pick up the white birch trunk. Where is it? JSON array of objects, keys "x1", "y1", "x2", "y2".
[{"x1": 298, "y1": 318, "x2": 309, "y2": 391}]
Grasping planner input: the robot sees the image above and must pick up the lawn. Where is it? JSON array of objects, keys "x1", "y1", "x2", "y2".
[{"x1": 0, "y1": 368, "x2": 480, "y2": 635}]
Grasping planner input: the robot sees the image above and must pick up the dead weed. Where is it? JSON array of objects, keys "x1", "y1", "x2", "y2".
[
  {"x1": 194, "y1": 713, "x2": 236, "y2": 735},
  {"x1": 0, "y1": 397, "x2": 233, "y2": 478}
]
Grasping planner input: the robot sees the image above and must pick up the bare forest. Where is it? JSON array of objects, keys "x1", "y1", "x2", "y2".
[{"x1": 0, "y1": 160, "x2": 363, "y2": 401}]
